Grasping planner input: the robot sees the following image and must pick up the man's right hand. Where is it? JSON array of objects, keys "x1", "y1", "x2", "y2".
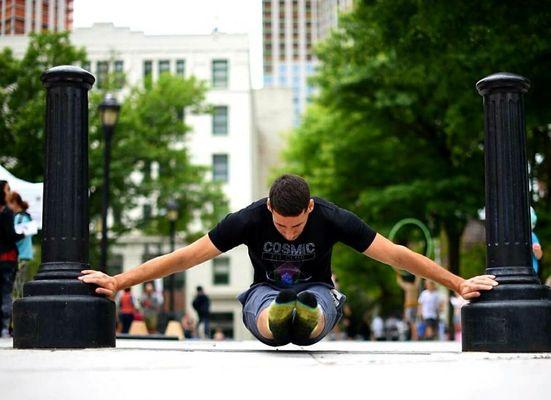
[{"x1": 78, "y1": 270, "x2": 119, "y2": 300}]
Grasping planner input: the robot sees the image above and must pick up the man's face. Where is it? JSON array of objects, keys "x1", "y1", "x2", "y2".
[{"x1": 268, "y1": 199, "x2": 314, "y2": 241}]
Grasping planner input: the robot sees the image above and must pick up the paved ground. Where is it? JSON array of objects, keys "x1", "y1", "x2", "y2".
[{"x1": 1, "y1": 338, "x2": 550, "y2": 400}]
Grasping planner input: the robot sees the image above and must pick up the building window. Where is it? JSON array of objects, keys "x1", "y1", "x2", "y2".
[
  {"x1": 212, "y1": 59, "x2": 228, "y2": 88},
  {"x1": 213, "y1": 257, "x2": 230, "y2": 285},
  {"x1": 143, "y1": 60, "x2": 153, "y2": 88},
  {"x1": 212, "y1": 106, "x2": 228, "y2": 135},
  {"x1": 96, "y1": 61, "x2": 108, "y2": 89},
  {"x1": 159, "y1": 60, "x2": 170, "y2": 76},
  {"x1": 114, "y1": 60, "x2": 124, "y2": 89},
  {"x1": 176, "y1": 59, "x2": 185, "y2": 76},
  {"x1": 212, "y1": 154, "x2": 229, "y2": 182}
]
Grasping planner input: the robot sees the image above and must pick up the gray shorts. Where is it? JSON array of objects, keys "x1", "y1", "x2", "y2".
[
  {"x1": 238, "y1": 283, "x2": 346, "y2": 347},
  {"x1": 404, "y1": 306, "x2": 417, "y2": 323}
]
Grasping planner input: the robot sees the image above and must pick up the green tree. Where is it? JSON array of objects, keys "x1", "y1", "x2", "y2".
[
  {"x1": 284, "y1": 1, "x2": 551, "y2": 317},
  {"x1": 0, "y1": 32, "x2": 87, "y2": 180},
  {"x1": 88, "y1": 73, "x2": 227, "y2": 253}
]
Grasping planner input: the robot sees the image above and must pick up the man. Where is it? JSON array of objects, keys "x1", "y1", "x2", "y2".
[
  {"x1": 140, "y1": 282, "x2": 161, "y2": 333},
  {"x1": 192, "y1": 286, "x2": 211, "y2": 338},
  {"x1": 80, "y1": 174, "x2": 497, "y2": 346},
  {"x1": 396, "y1": 272, "x2": 421, "y2": 340},
  {"x1": 417, "y1": 280, "x2": 443, "y2": 340}
]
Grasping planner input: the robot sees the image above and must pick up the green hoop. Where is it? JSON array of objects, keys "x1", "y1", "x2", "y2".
[{"x1": 388, "y1": 218, "x2": 434, "y2": 259}]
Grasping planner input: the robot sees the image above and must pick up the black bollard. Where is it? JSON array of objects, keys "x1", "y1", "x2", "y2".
[
  {"x1": 462, "y1": 72, "x2": 551, "y2": 352},
  {"x1": 12, "y1": 66, "x2": 116, "y2": 348}
]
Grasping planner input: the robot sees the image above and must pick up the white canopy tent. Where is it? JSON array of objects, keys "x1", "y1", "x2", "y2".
[{"x1": 0, "y1": 165, "x2": 43, "y2": 229}]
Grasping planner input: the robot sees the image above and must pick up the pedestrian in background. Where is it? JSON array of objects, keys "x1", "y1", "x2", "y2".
[
  {"x1": 140, "y1": 281, "x2": 161, "y2": 333},
  {"x1": 118, "y1": 287, "x2": 136, "y2": 333},
  {"x1": 370, "y1": 313, "x2": 385, "y2": 341},
  {"x1": 0, "y1": 181, "x2": 24, "y2": 337},
  {"x1": 192, "y1": 286, "x2": 211, "y2": 339},
  {"x1": 181, "y1": 313, "x2": 196, "y2": 339},
  {"x1": 530, "y1": 207, "x2": 543, "y2": 277},
  {"x1": 417, "y1": 280, "x2": 442, "y2": 340},
  {"x1": 8, "y1": 191, "x2": 36, "y2": 300},
  {"x1": 396, "y1": 272, "x2": 421, "y2": 340}
]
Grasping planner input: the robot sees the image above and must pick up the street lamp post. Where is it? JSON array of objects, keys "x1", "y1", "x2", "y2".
[
  {"x1": 13, "y1": 66, "x2": 115, "y2": 348},
  {"x1": 98, "y1": 94, "x2": 120, "y2": 272},
  {"x1": 462, "y1": 72, "x2": 551, "y2": 352},
  {"x1": 166, "y1": 199, "x2": 179, "y2": 317}
]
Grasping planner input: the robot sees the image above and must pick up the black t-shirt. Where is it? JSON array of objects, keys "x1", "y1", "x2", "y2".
[{"x1": 208, "y1": 197, "x2": 377, "y2": 288}]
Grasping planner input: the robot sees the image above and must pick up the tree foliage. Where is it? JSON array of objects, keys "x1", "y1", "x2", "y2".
[
  {"x1": 284, "y1": 0, "x2": 551, "y2": 315},
  {"x1": 0, "y1": 32, "x2": 87, "y2": 180}
]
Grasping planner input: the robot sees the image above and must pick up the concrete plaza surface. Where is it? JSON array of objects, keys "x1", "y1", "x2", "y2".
[{"x1": 1, "y1": 338, "x2": 550, "y2": 400}]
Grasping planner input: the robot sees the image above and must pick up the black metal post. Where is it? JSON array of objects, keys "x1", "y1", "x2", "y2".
[
  {"x1": 100, "y1": 124, "x2": 113, "y2": 272},
  {"x1": 462, "y1": 72, "x2": 551, "y2": 352},
  {"x1": 169, "y1": 219, "x2": 176, "y2": 315},
  {"x1": 12, "y1": 66, "x2": 116, "y2": 349}
]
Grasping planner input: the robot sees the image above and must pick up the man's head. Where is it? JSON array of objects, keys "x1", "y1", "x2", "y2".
[
  {"x1": 425, "y1": 280, "x2": 436, "y2": 291},
  {"x1": 196, "y1": 286, "x2": 203, "y2": 294},
  {"x1": 267, "y1": 174, "x2": 314, "y2": 241},
  {"x1": 144, "y1": 282, "x2": 154, "y2": 293}
]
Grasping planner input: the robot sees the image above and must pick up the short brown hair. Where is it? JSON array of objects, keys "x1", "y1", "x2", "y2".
[
  {"x1": 269, "y1": 174, "x2": 310, "y2": 216},
  {"x1": 9, "y1": 191, "x2": 29, "y2": 211}
]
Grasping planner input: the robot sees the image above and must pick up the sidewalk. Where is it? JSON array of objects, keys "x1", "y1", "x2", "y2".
[{"x1": 1, "y1": 338, "x2": 549, "y2": 400}]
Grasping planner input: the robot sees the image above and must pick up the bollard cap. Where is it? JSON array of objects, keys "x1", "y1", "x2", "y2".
[
  {"x1": 476, "y1": 72, "x2": 530, "y2": 96},
  {"x1": 41, "y1": 65, "x2": 95, "y2": 89}
]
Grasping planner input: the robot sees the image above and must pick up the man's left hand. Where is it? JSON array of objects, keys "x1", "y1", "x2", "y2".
[{"x1": 458, "y1": 275, "x2": 498, "y2": 300}]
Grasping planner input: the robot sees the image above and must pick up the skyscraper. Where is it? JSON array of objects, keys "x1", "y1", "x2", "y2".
[
  {"x1": 0, "y1": 0, "x2": 73, "y2": 36},
  {"x1": 262, "y1": 0, "x2": 353, "y2": 125}
]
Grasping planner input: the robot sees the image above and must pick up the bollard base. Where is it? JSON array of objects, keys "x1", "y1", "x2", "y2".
[
  {"x1": 462, "y1": 291, "x2": 551, "y2": 352},
  {"x1": 13, "y1": 295, "x2": 116, "y2": 349}
]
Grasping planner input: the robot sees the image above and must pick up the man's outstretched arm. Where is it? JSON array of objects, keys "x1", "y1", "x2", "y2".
[
  {"x1": 79, "y1": 234, "x2": 221, "y2": 299},
  {"x1": 364, "y1": 233, "x2": 497, "y2": 300}
]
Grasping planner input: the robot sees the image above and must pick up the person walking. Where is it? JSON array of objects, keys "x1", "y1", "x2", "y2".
[
  {"x1": 140, "y1": 282, "x2": 161, "y2": 333},
  {"x1": 8, "y1": 191, "x2": 36, "y2": 300},
  {"x1": 192, "y1": 286, "x2": 211, "y2": 339},
  {"x1": 118, "y1": 288, "x2": 136, "y2": 334},
  {"x1": 418, "y1": 280, "x2": 443, "y2": 340},
  {"x1": 0, "y1": 181, "x2": 24, "y2": 337},
  {"x1": 80, "y1": 174, "x2": 498, "y2": 347}
]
